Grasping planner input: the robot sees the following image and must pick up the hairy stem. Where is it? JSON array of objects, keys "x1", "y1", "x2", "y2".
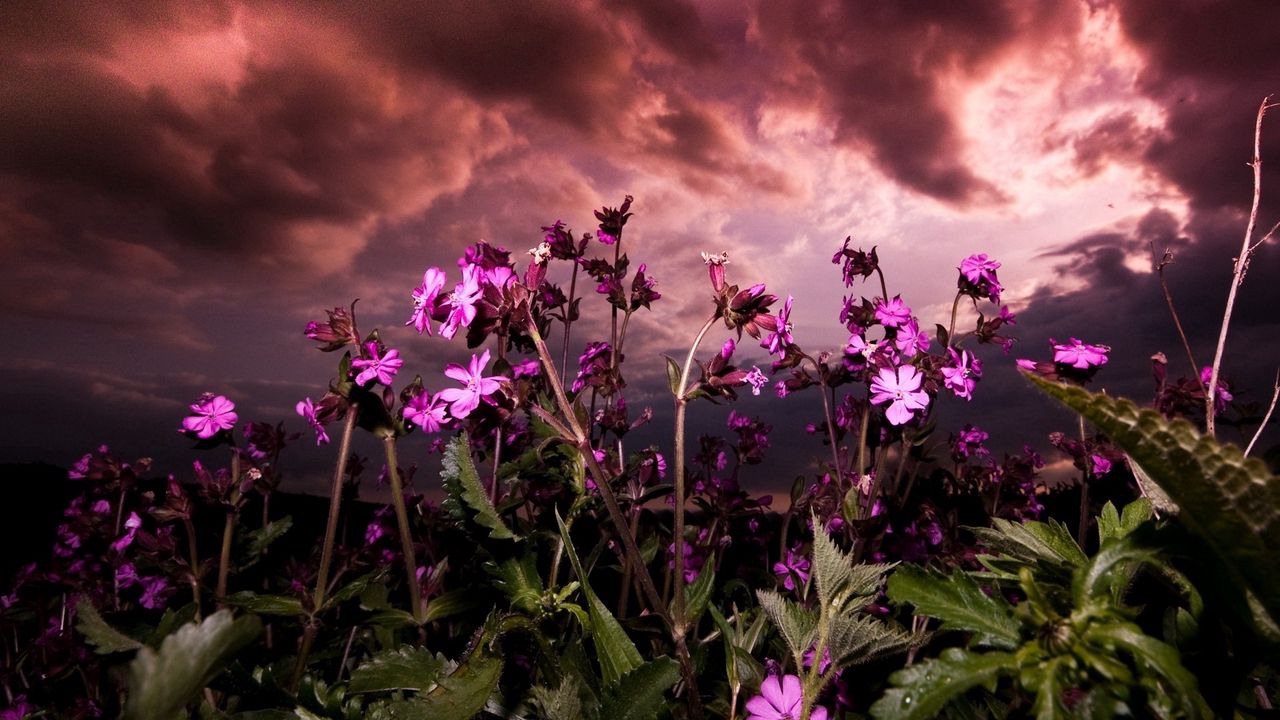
[
  {"x1": 1077, "y1": 415, "x2": 1091, "y2": 548},
  {"x1": 946, "y1": 291, "x2": 963, "y2": 348},
  {"x1": 806, "y1": 355, "x2": 844, "y2": 488},
  {"x1": 383, "y1": 436, "x2": 424, "y2": 624},
  {"x1": 183, "y1": 517, "x2": 203, "y2": 621},
  {"x1": 1207, "y1": 96, "x2": 1275, "y2": 436},
  {"x1": 560, "y1": 260, "x2": 581, "y2": 385},
  {"x1": 313, "y1": 410, "x2": 357, "y2": 613},
  {"x1": 215, "y1": 451, "x2": 240, "y2": 602},
  {"x1": 673, "y1": 314, "x2": 721, "y2": 636}
]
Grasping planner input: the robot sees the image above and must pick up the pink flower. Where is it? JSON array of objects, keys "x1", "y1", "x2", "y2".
[
  {"x1": 874, "y1": 295, "x2": 912, "y2": 328},
  {"x1": 745, "y1": 674, "x2": 827, "y2": 720},
  {"x1": 745, "y1": 366, "x2": 768, "y2": 396},
  {"x1": 869, "y1": 365, "x2": 930, "y2": 426},
  {"x1": 407, "y1": 267, "x2": 448, "y2": 335},
  {"x1": 960, "y1": 253, "x2": 1001, "y2": 286},
  {"x1": 702, "y1": 251, "x2": 730, "y2": 293},
  {"x1": 893, "y1": 319, "x2": 930, "y2": 358},
  {"x1": 764, "y1": 295, "x2": 795, "y2": 357},
  {"x1": 403, "y1": 391, "x2": 449, "y2": 433},
  {"x1": 1052, "y1": 338, "x2": 1109, "y2": 369},
  {"x1": 351, "y1": 343, "x2": 404, "y2": 387},
  {"x1": 940, "y1": 348, "x2": 982, "y2": 400},
  {"x1": 181, "y1": 393, "x2": 238, "y2": 439},
  {"x1": 296, "y1": 397, "x2": 330, "y2": 446},
  {"x1": 440, "y1": 265, "x2": 483, "y2": 339},
  {"x1": 772, "y1": 546, "x2": 810, "y2": 592},
  {"x1": 1091, "y1": 454, "x2": 1112, "y2": 475},
  {"x1": 437, "y1": 350, "x2": 508, "y2": 419}
]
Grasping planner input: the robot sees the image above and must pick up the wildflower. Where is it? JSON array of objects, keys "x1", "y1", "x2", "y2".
[
  {"x1": 940, "y1": 347, "x2": 982, "y2": 400},
  {"x1": 746, "y1": 674, "x2": 828, "y2": 720},
  {"x1": 893, "y1": 318, "x2": 930, "y2": 358},
  {"x1": 831, "y1": 238, "x2": 879, "y2": 287},
  {"x1": 305, "y1": 305, "x2": 359, "y2": 351},
  {"x1": 958, "y1": 253, "x2": 1003, "y2": 303},
  {"x1": 1200, "y1": 366, "x2": 1233, "y2": 413},
  {"x1": 702, "y1": 250, "x2": 730, "y2": 293},
  {"x1": 351, "y1": 342, "x2": 404, "y2": 387},
  {"x1": 407, "y1": 267, "x2": 448, "y2": 335},
  {"x1": 572, "y1": 342, "x2": 617, "y2": 394},
  {"x1": 181, "y1": 393, "x2": 238, "y2": 439},
  {"x1": 1051, "y1": 338, "x2": 1109, "y2": 369},
  {"x1": 1091, "y1": 454, "x2": 1112, "y2": 475},
  {"x1": 437, "y1": 350, "x2": 508, "y2": 419},
  {"x1": 953, "y1": 424, "x2": 990, "y2": 460},
  {"x1": 745, "y1": 366, "x2": 768, "y2": 396},
  {"x1": 511, "y1": 357, "x2": 541, "y2": 378},
  {"x1": 764, "y1": 295, "x2": 795, "y2": 357},
  {"x1": 802, "y1": 645, "x2": 833, "y2": 675},
  {"x1": 874, "y1": 295, "x2": 912, "y2": 328},
  {"x1": 440, "y1": 265, "x2": 483, "y2": 339},
  {"x1": 542, "y1": 220, "x2": 586, "y2": 260},
  {"x1": 869, "y1": 365, "x2": 930, "y2": 426},
  {"x1": 138, "y1": 575, "x2": 169, "y2": 609},
  {"x1": 403, "y1": 391, "x2": 449, "y2": 433},
  {"x1": 525, "y1": 242, "x2": 552, "y2": 288},
  {"x1": 772, "y1": 546, "x2": 810, "y2": 592},
  {"x1": 723, "y1": 283, "x2": 779, "y2": 339},
  {"x1": 296, "y1": 397, "x2": 330, "y2": 446},
  {"x1": 629, "y1": 263, "x2": 661, "y2": 310},
  {"x1": 594, "y1": 194, "x2": 633, "y2": 242}
]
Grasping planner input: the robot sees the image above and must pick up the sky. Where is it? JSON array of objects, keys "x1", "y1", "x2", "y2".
[{"x1": 3, "y1": 0, "x2": 1279, "y2": 496}]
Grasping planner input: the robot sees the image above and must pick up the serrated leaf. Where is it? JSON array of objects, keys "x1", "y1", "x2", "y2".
[
  {"x1": 532, "y1": 677, "x2": 587, "y2": 720},
  {"x1": 1025, "y1": 374, "x2": 1280, "y2": 623},
  {"x1": 600, "y1": 657, "x2": 680, "y2": 720},
  {"x1": 76, "y1": 598, "x2": 143, "y2": 654},
  {"x1": 1082, "y1": 621, "x2": 1210, "y2": 718},
  {"x1": 489, "y1": 555, "x2": 544, "y2": 614},
  {"x1": 247, "y1": 516, "x2": 292, "y2": 557},
  {"x1": 348, "y1": 646, "x2": 448, "y2": 694},
  {"x1": 223, "y1": 592, "x2": 305, "y2": 617},
  {"x1": 385, "y1": 652, "x2": 502, "y2": 720},
  {"x1": 123, "y1": 610, "x2": 262, "y2": 720},
  {"x1": 812, "y1": 522, "x2": 895, "y2": 613},
  {"x1": 441, "y1": 433, "x2": 516, "y2": 540},
  {"x1": 756, "y1": 590, "x2": 818, "y2": 663},
  {"x1": 826, "y1": 612, "x2": 920, "y2": 668},
  {"x1": 870, "y1": 648, "x2": 1017, "y2": 720},
  {"x1": 1128, "y1": 455, "x2": 1177, "y2": 516},
  {"x1": 887, "y1": 566, "x2": 1021, "y2": 650},
  {"x1": 556, "y1": 511, "x2": 642, "y2": 685}
]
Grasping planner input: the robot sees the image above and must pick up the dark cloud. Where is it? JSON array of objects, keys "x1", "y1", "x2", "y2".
[
  {"x1": 752, "y1": 0, "x2": 1074, "y2": 206},
  {"x1": 1067, "y1": 112, "x2": 1157, "y2": 179}
]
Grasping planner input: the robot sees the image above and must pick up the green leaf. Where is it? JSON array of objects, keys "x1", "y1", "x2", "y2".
[
  {"x1": 825, "y1": 612, "x2": 920, "y2": 668},
  {"x1": 886, "y1": 566, "x2": 1021, "y2": 650},
  {"x1": 812, "y1": 520, "x2": 896, "y2": 612},
  {"x1": 441, "y1": 433, "x2": 517, "y2": 540},
  {"x1": 665, "y1": 356, "x2": 682, "y2": 397},
  {"x1": 756, "y1": 590, "x2": 818, "y2": 664},
  {"x1": 600, "y1": 657, "x2": 680, "y2": 720},
  {"x1": 870, "y1": 648, "x2": 1018, "y2": 720},
  {"x1": 676, "y1": 562, "x2": 714, "y2": 629},
  {"x1": 556, "y1": 511, "x2": 642, "y2": 685},
  {"x1": 223, "y1": 592, "x2": 305, "y2": 617},
  {"x1": 489, "y1": 555, "x2": 544, "y2": 614},
  {"x1": 1083, "y1": 621, "x2": 1210, "y2": 719},
  {"x1": 424, "y1": 589, "x2": 481, "y2": 623},
  {"x1": 1128, "y1": 456, "x2": 1178, "y2": 516},
  {"x1": 76, "y1": 597, "x2": 143, "y2": 654},
  {"x1": 1025, "y1": 374, "x2": 1280, "y2": 622},
  {"x1": 242, "y1": 516, "x2": 293, "y2": 568},
  {"x1": 348, "y1": 646, "x2": 449, "y2": 694},
  {"x1": 385, "y1": 651, "x2": 502, "y2": 720},
  {"x1": 123, "y1": 610, "x2": 262, "y2": 720},
  {"x1": 532, "y1": 677, "x2": 589, "y2": 720}
]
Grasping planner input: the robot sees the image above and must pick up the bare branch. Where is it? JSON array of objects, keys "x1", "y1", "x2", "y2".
[
  {"x1": 1206, "y1": 95, "x2": 1274, "y2": 437},
  {"x1": 1150, "y1": 241, "x2": 1199, "y2": 375},
  {"x1": 1244, "y1": 370, "x2": 1280, "y2": 457}
]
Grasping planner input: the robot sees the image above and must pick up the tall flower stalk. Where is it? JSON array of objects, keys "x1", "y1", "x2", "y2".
[{"x1": 382, "y1": 436, "x2": 423, "y2": 624}]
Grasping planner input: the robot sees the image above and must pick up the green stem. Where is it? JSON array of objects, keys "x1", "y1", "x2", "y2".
[
  {"x1": 216, "y1": 451, "x2": 239, "y2": 602},
  {"x1": 806, "y1": 355, "x2": 843, "y2": 488},
  {"x1": 673, "y1": 314, "x2": 720, "y2": 636},
  {"x1": 946, "y1": 291, "x2": 963, "y2": 348},
  {"x1": 560, "y1": 261, "x2": 581, "y2": 385},
  {"x1": 183, "y1": 517, "x2": 203, "y2": 621},
  {"x1": 313, "y1": 410, "x2": 357, "y2": 612},
  {"x1": 383, "y1": 436, "x2": 424, "y2": 624},
  {"x1": 1077, "y1": 415, "x2": 1091, "y2": 548}
]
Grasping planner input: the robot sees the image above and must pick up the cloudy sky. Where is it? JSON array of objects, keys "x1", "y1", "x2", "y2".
[{"x1": 4, "y1": 0, "x2": 1278, "y2": 495}]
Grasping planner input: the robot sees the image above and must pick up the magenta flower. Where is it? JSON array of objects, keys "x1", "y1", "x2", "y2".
[
  {"x1": 1091, "y1": 454, "x2": 1112, "y2": 475},
  {"x1": 403, "y1": 391, "x2": 449, "y2": 433},
  {"x1": 702, "y1": 251, "x2": 730, "y2": 292},
  {"x1": 745, "y1": 674, "x2": 827, "y2": 720},
  {"x1": 870, "y1": 365, "x2": 930, "y2": 426},
  {"x1": 351, "y1": 342, "x2": 404, "y2": 387},
  {"x1": 893, "y1": 318, "x2": 930, "y2": 358},
  {"x1": 407, "y1": 267, "x2": 447, "y2": 335},
  {"x1": 772, "y1": 546, "x2": 810, "y2": 592},
  {"x1": 295, "y1": 397, "x2": 330, "y2": 446},
  {"x1": 1200, "y1": 366, "x2": 1233, "y2": 412},
  {"x1": 437, "y1": 350, "x2": 508, "y2": 419},
  {"x1": 940, "y1": 348, "x2": 982, "y2": 400},
  {"x1": 440, "y1": 265, "x2": 483, "y2": 339},
  {"x1": 764, "y1": 295, "x2": 795, "y2": 357},
  {"x1": 1051, "y1": 337, "x2": 1109, "y2": 369},
  {"x1": 745, "y1": 366, "x2": 768, "y2": 396},
  {"x1": 960, "y1": 253, "x2": 1000, "y2": 285},
  {"x1": 110, "y1": 512, "x2": 142, "y2": 553},
  {"x1": 874, "y1": 295, "x2": 912, "y2": 328},
  {"x1": 181, "y1": 393, "x2": 238, "y2": 439},
  {"x1": 138, "y1": 575, "x2": 169, "y2": 609}
]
